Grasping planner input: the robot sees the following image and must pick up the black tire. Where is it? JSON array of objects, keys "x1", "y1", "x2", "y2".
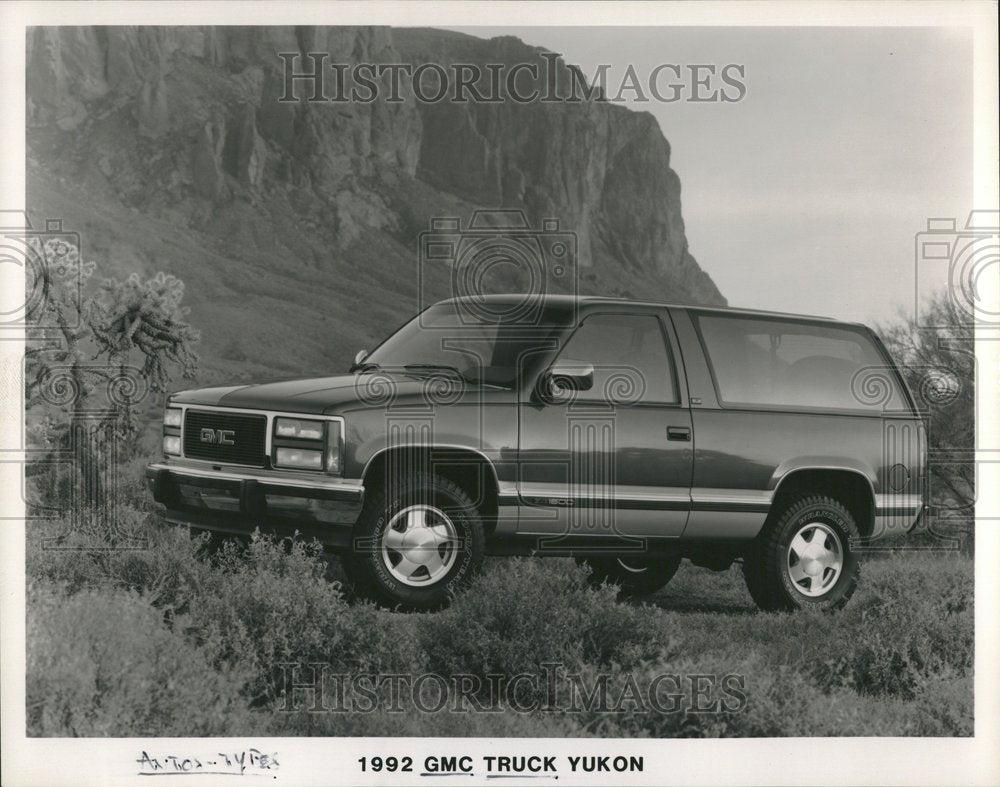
[
  {"x1": 341, "y1": 472, "x2": 484, "y2": 610},
  {"x1": 578, "y1": 555, "x2": 682, "y2": 597},
  {"x1": 743, "y1": 494, "x2": 861, "y2": 612}
]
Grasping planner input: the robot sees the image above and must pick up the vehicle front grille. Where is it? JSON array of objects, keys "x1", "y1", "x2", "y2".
[{"x1": 182, "y1": 409, "x2": 267, "y2": 467}]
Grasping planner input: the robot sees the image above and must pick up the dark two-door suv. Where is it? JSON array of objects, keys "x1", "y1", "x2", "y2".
[{"x1": 147, "y1": 295, "x2": 925, "y2": 611}]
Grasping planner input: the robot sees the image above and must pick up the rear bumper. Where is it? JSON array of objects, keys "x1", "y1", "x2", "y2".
[{"x1": 145, "y1": 461, "x2": 364, "y2": 548}]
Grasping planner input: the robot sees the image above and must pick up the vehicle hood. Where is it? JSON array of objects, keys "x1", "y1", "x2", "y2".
[{"x1": 169, "y1": 373, "x2": 512, "y2": 414}]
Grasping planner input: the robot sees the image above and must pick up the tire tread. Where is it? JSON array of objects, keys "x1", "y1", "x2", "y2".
[
  {"x1": 342, "y1": 471, "x2": 484, "y2": 610},
  {"x1": 743, "y1": 494, "x2": 860, "y2": 612}
]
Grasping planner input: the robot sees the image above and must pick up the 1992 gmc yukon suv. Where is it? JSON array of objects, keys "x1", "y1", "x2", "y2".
[{"x1": 147, "y1": 295, "x2": 926, "y2": 611}]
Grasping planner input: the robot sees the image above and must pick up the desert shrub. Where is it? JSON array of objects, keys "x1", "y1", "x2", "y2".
[
  {"x1": 564, "y1": 649, "x2": 950, "y2": 738},
  {"x1": 27, "y1": 584, "x2": 252, "y2": 736},
  {"x1": 108, "y1": 453, "x2": 163, "y2": 512},
  {"x1": 270, "y1": 694, "x2": 581, "y2": 737},
  {"x1": 419, "y1": 558, "x2": 669, "y2": 705},
  {"x1": 187, "y1": 533, "x2": 422, "y2": 707},
  {"x1": 566, "y1": 651, "x2": 796, "y2": 737},
  {"x1": 337, "y1": 602, "x2": 426, "y2": 676},
  {"x1": 26, "y1": 507, "x2": 215, "y2": 611},
  {"x1": 655, "y1": 557, "x2": 974, "y2": 704},
  {"x1": 25, "y1": 515, "x2": 974, "y2": 737},
  {"x1": 908, "y1": 673, "x2": 974, "y2": 736},
  {"x1": 813, "y1": 557, "x2": 974, "y2": 699}
]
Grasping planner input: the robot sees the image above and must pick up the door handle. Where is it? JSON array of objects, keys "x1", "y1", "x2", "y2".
[{"x1": 667, "y1": 426, "x2": 691, "y2": 441}]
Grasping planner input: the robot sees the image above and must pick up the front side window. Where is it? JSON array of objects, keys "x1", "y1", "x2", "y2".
[
  {"x1": 695, "y1": 313, "x2": 906, "y2": 412},
  {"x1": 554, "y1": 313, "x2": 678, "y2": 404}
]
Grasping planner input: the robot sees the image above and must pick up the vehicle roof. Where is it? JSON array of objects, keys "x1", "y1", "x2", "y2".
[{"x1": 439, "y1": 294, "x2": 867, "y2": 328}]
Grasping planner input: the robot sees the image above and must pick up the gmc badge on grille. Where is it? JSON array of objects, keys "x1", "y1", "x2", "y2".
[{"x1": 200, "y1": 428, "x2": 235, "y2": 445}]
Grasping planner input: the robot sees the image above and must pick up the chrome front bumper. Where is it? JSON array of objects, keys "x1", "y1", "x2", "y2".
[{"x1": 145, "y1": 461, "x2": 364, "y2": 547}]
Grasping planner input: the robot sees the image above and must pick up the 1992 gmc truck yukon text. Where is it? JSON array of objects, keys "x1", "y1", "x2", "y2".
[{"x1": 147, "y1": 296, "x2": 926, "y2": 611}]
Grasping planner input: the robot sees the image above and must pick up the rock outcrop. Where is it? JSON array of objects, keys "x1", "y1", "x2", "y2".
[
  {"x1": 26, "y1": 25, "x2": 724, "y2": 378},
  {"x1": 395, "y1": 28, "x2": 719, "y2": 302}
]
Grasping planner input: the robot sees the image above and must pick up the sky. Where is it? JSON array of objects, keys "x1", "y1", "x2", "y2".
[{"x1": 448, "y1": 26, "x2": 974, "y2": 325}]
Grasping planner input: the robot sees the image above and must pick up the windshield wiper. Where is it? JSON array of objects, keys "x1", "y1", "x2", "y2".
[
  {"x1": 400, "y1": 364, "x2": 512, "y2": 389},
  {"x1": 402, "y1": 363, "x2": 467, "y2": 379},
  {"x1": 357, "y1": 363, "x2": 508, "y2": 389}
]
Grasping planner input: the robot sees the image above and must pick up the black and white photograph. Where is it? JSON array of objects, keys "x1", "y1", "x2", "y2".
[{"x1": 1, "y1": 1, "x2": 997, "y2": 785}]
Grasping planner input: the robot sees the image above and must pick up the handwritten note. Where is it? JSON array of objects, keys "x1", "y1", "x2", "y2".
[{"x1": 137, "y1": 749, "x2": 279, "y2": 778}]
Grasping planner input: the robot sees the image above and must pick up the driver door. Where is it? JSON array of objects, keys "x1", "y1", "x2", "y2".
[{"x1": 516, "y1": 309, "x2": 693, "y2": 541}]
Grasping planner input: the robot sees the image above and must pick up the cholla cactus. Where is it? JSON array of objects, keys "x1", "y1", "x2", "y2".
[
  {"x1": 90, "y1": 271, "x2": 200, "y2": 391},
  {"x1": 24, "y1": 237, "x2": 97, "y2": 413},
  {"x1": 25, "y1": 250, "x2": 200, "y2": 508}
]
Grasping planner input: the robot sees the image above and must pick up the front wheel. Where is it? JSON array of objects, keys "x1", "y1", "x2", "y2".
[
  {"x1": 578, "y1": 555, "x2": 682, "y2": 597},
  {"x1": 342, "y1": 472, "x2": 484, "y2": 610},
  {"x1": 743, "y1": 495, "x2": 861, "y2": 611}
]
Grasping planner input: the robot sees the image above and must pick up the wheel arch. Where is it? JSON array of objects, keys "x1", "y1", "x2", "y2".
[
  {"x1": 360, "y1": 445, "x2": 500, "y2": 533},
  {"x1": 769, "y1": 467, "x2": 876, "y2": 538}
]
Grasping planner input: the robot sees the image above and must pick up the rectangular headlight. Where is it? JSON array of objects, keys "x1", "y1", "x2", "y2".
[
  {"x1": 275, "y1": 447, "x2": 323, "y2": 470},
  {"x1": 274, "y1": 417, "x2": 324, "y2": 441},
  {"x1": 164, "y1": 407, "x2": 182, "y2": 428},
  {"x1": 163, "y1": 435, "x2": 181, "y2": 456}
]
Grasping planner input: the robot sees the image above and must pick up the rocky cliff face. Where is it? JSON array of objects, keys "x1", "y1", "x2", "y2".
[
  {"x1": 26, "y1": 25, "x2": 723, "y2": 381},
  {"x1": 396, "y1": 29, "x2": 717, "y2": 299}
]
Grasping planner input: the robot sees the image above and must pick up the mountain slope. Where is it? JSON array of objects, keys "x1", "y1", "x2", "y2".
[{"x1": 26, "y1": 25, "x2": 724, "y2": 386}]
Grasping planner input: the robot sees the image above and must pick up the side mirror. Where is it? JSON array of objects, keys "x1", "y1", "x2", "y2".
[
  {"x1": 350, "y1": 349, "x2": 369, "y2": 372},
  {"x1": 537, "y1": 361, "x2": 594, "y2": 402}
]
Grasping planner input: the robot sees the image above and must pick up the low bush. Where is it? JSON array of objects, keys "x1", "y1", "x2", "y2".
[
  {"x1": 26, "y1": 506, "x2": 216, "y2": 611},
  {"x1": 24, "y1": 516, "x2": 975, "y2": 738},
  {"x1": 813, "y1": 557, "x2": 974, "y2": 699},
  {"x1": 908, "y1": 673, "x2": 974, "y2": 736},
  {"x1": 419, "y1": 558, "x2": 670, "y2": 707},
  {"x1": 566, "y1": 651, "x2": 843, "y2": 737},
  {"x1": 653, "y1": 557, "x2": 974, "y2": 703},
  {"x1": 27, "y1": 584, "x2": 253, "y2": 736},
  {"x1": 187, "y1": 534, "x2": 423, "y2": 707},
  {"x1": 270, "y1": 696, "x2": 580, "y2": 737}
]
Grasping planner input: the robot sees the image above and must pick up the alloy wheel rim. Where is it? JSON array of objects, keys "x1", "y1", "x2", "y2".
[
  {"x1": 381, "y1": 504, "x2": 458, "y2": 587},
  {"x1": 786, "y1": 521, "x2": 843, "y2": 597}
]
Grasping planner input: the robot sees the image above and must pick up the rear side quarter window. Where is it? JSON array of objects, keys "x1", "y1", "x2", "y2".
[{"x1": 693, "y1": 313, "x2": 909, "y2": 413}]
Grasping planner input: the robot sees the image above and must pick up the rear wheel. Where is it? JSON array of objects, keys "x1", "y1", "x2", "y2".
[
  {"x1": 743, "y1": 495, "x2": 860, "y2": 611},
  {"x1": 342, "y1": 472, "x2": 484, "y2": 610},
  {"x1": 578, "y1": 555, "x2": 682, "y2": 596}
]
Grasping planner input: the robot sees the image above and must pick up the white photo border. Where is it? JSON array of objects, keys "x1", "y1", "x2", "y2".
[{"x1": 1, "y1": 2, "x2": 997, "y2": 785}]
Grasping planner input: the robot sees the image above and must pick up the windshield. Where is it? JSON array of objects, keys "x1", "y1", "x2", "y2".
[{"x1": 363, "y1": 301, "x2": 574, "y2": 389}]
